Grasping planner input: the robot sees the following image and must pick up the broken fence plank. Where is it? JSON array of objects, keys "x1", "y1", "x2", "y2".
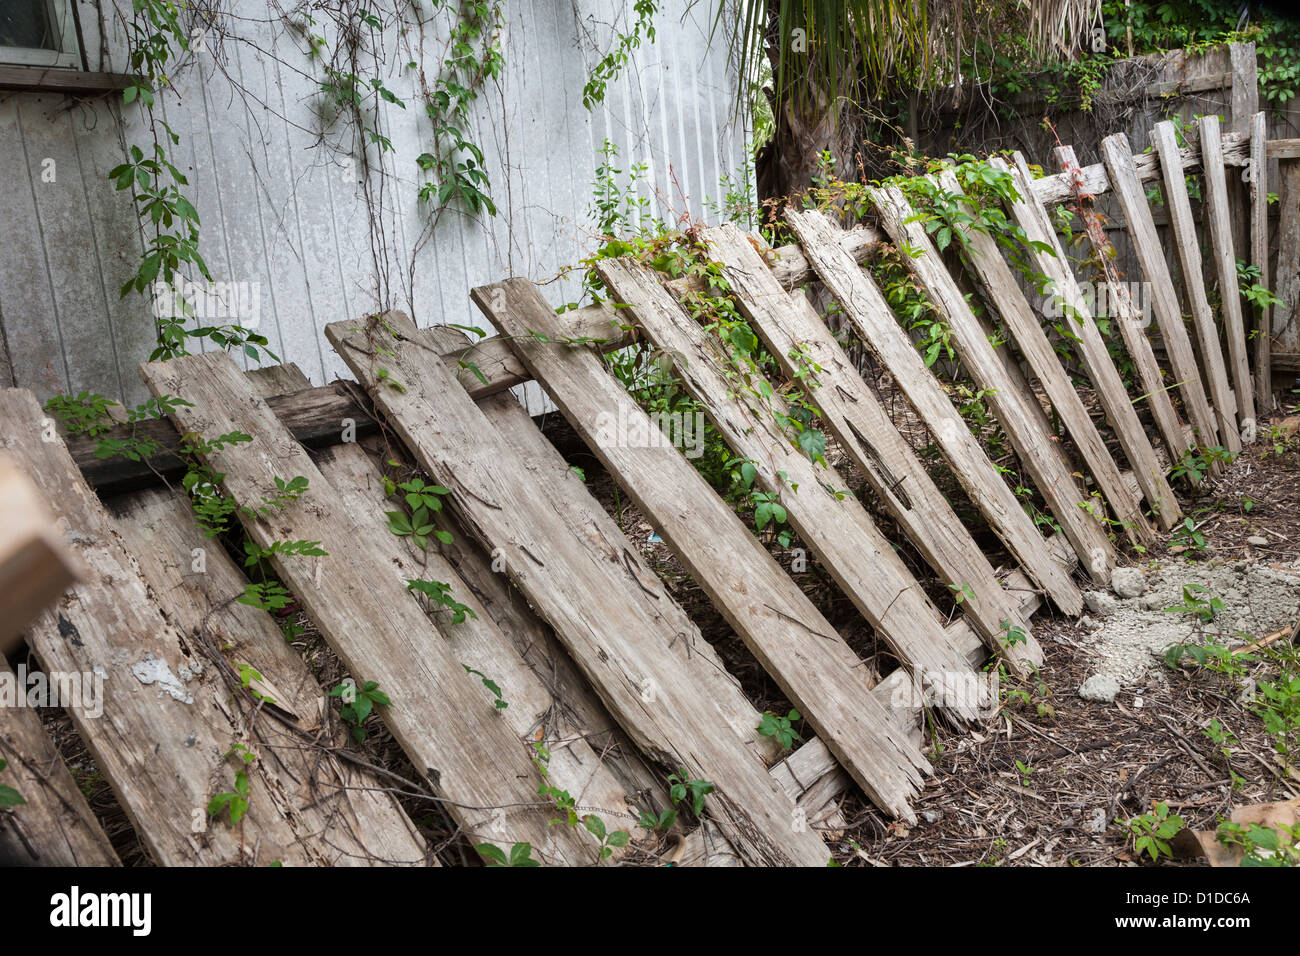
[
  {"x1": 1101, "y1": 133, "x2": 1223, "y2": 462},
  {"x1": 464, "y1": 282, "x2": 937, "y2": 822},
  {"x1": 0, "y1": 655, "x2": 120, "y2": 866},
  {"x1": 700, "y1": 222, "x2": 1043, "y2": 671},
  {"x1": 1150, "y1": 122, "x2": 1242, "y2": 453},
  {"x1": 598, "y1": 256, "x2": 979, "y2": 698},
  {"x1": 934, "y1": 169, "x2": 1153, "y2": 550},
  {"x1": 327, "y1": 312, "x2": 833, "y2": 865},
  {"x1": 1199, "y1": 114, "x2": 1258, "y2": 429},
  {"x1": 785, "y1": 207, "x2": 1083, "y2": 615},
  {"x1": 1001, "y1": 156, "x2": 1182, "y2": 529},
  {"x1": 1249, "y1": 113, "x2": 1272, "y2": 408},
  {"x1": 872, "y1": 183, "x2": 1117, "y2": 585},
  {"x1": 139, "y1": 353, "x2": 594, "y2": 864}
]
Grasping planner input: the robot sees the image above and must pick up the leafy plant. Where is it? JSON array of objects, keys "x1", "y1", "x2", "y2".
[
  {"x1": 1168, "y1": 517, "x2": 1208, "y2": 555},
  {"x1": 1216, "y1": 820, "x2": 1300, "y2": 867},
  {"x1": 667, "y1": 768, "x2": 714, "y2": 818},
  {"x1": 0, "y1": 758, "x2": 26, "y2": 808},
  {"x1": 462, "y1": 664, "x2": 507, "y2": 710},
  {"x1": 1164, "y1": 582, "x2": 1223, "y2": 623},
  {"x1": 1125, "y1": 802, "x2": 1185, "y2": 862},
  {"x1": 328, "y1": 680, "x2": 391, "y2": 742},
  {"x1": 208, "y1": 743, "x2": 257, "y2": 827},
  {"x1": 407, "y1": 578, "x2": 477, "y2": 625},
  {"x1": 477, "y1": 841, "x2": 540, "y2": 867},
  {"x1": 757, "y1": 708, "x2": 803, "y2": 750}
]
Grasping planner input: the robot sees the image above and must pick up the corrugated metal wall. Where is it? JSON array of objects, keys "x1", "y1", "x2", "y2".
[{"x1": 0, "y1": 0, "x2": 750, "y2": 408}]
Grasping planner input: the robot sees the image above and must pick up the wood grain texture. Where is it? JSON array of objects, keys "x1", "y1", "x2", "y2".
[
  {"x1": 597, "y1": 257, "x2": 976, "y2": 690},
  {"x1": 1277, "y1": 160, "x2": 1300, "y2": 359},
  {"x1": 1101, "y1": 133, "x2": 1222, "y2": 460},
  {"x1": 110, "y1": 486, "x2": 431, "y2": 865},
  {"x1": 2, "y1": 387, "x2": 385, "y2": 865},
  {"x1": 872, "y1": 184, "x2": 1116, "y2": 585},
  {"x1": 785, "y1": 208, "x2": 1083, "y2": 615},
  {"x1": 699, "y1": 222, "x2": 1043, "y2": 672},
  {"x1": 138, "y1": 354, "x2": 594, "y2": 864},
  {"x1": 1150, "y1": 122, "x2": 1241, "y2": 451},
  {"x1": 1199, "y1": 114, "x2": 1258, "y2": 427},
  {"x1": 1000, "y1": 156, "x2": 1182, "y2": 529},
  {"x1": 460, "y1": 283, "x2": 934, "y2": 823},
  {"x1": 0, "y1": 656, "x2": 120, "y2": 866},
  {"x1": 934, "y1": 169, "x2": 1153, "y2": 549},
  {"x1": 1249, "y1": 112, "x2": 1272, "y2": 407},
  {"x1": 326, "y1": 312, "x2": 834, "y2": 864}
]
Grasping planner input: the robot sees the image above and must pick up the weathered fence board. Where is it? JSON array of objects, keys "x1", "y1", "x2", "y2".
[
  {"x1": 138, "y1": 354, "x2": 593, "y2": 864},
  {"x1": 461, "y1": 282, "x2": 934, "y2": 823},
  {"x1": 999, "y1": 158, "x2": 1182, "y2": 528},
  {"x1": 1150, "y1": 122, "x2": 1242, "y2": 452},
  {"x1": 786, "y1": 208, "x2": 1084, "y2": 614},
  {"x1": 1199, "y1": 114, "x2": 1257, "y2": 428},
  {"x1": 872, "y1": 184, "x2": 1117, "y2": 584},
  {"x1": 699, "y1": 223, "x2": 1043, "y2": 671},
  {"x1": 327, "y1": 312, "x2": 834, "y2": 864}
]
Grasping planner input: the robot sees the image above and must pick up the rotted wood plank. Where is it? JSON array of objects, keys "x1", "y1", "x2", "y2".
[
  {"x1": 110, "y1": 486, "x2": 430, "y2": 865},
  {"x1": 327, "y1": 313, "x2": 833, "y2": 864},
  {"x1": 0, "y1": 657, "x2": 120, "y2": 866},
  {"x1": 1277, "y1": 161, "x2": 1300, "y2": 361},
  {"x1": 1102, "y1": 134, "x2": 1222, "y2": 460},
  {"x1": 1249, "y1": 113, "x2": 1272, "y2": 408},
  {"x1": 1001, "y1": 156, "x2": 1183, "y2": 529},
  {"x1": 2, "y1": 388, "x2": 383, "y2": 865},
  {"x1": 1199, "y1": 114, "x2": 1258, "y2": 429},
  {"x1": 785, "y1": 208, "x2": 1083, "y2": 615},
  {"x1": 934, "y1": 169, "x2": 1153, "y2": 549},
  {"x1": 1150, "y1": 122, "x2": 1242, "y2": 452},
  {"x1": 1034, "y1": 150, "x2": 1192, "y2": 476},
  {"x1": 137, "y1": 353, "x2": 594, "y2": 865},
  {"x1": 597, "y1": 256, "x2": 978, "y2": 697},
  {"x1": 871, "y1": 184, "x2": 1117, "y2": 585},
  {"x1": 699, "y1": 222, "x2": 1043, "y2": 672},
  {"x1": 457, "y1": 284, "x2": 934, "y2": 824}
]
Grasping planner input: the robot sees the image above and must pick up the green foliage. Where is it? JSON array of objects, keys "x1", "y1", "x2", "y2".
[
  {"x1": 1216, "y1": 820, "x2": 1300, "y2": 867},
  {"x1": 0, "y1": 758, "x2": 26, "y2": 808},
  {"x1": 461, "y1": 664, "x2": 507, "y2": 710},
  {"x1": 407, "y1": 578, "x2": 477, "y2": 625},
  {"x1": 1168, "y1": 516, "x2": 1208, "y2": 555},
  {"x1": 329, "y1": 679, "x2": 391, "y2": 742},
  {"x1": 667, "y1": 767, "x2": 714, "y2": 818},
  {"x1": 757, "y1": 708, "x2": 803, "y2": 750},
  {"x1": 583, "y1": 1, "x2": 657, "y2": 110},
  {"x1": 1125, "y1": 801, "x2": 1184, "y2": 862},
  {"x1": 384, "y1": 476, "x2": 454, "y2": 549},
  {"x1": 477, "y1": 841, "x2": 541, "y2": 867},
  {"x1": 1164, "y1": 582, "x2": 1223, "y2": 623},
  {"x1": 636, "y1": 807, "x2": 678, "y2": 831},
  {"x1": 208, "y1": 743, "x2": 257, "y2": 826}
]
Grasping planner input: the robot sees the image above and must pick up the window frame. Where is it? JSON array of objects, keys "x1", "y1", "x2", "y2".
[{"x1": 0, "y1": 0, "x2": 82, "y2": 70}]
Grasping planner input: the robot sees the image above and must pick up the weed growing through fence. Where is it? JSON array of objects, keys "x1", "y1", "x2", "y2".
[
  {"x1": 329, "y1": 680, "x2": 391, "y2": 743},
  {"x1": 461, "y1": 664, "x2": 507, "y2": 710},
  {"x1": 757, "y1": 708, "x2": 803, "y2": 750},
  {"x1": 0, "y1": 758, "x2": 25, "y2": 808},
  {"x1": 208, "y1": 743, "x2": 257, "y2": 827}
]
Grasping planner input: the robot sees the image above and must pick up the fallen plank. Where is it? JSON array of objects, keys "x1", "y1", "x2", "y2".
[
  {"x1": 597, "y1": 256, "x2": 978, "y2": 696},
  {"x1": 138, "y1": 353, "x2": 595, "y2": 865},
  {"x1": 0, "y1": 657, "x2": 120, "y2": 866},
  {"x1": 1250, "y1": 113, "x2": 1272, "y2": 408},
  {"x1": 1102, "y1": 133, "x2": 1222, "y2": 460},
  {"x1": 327, "y1": 313, "x2": 833, "y2": 864},
  {"x1": 470, "y1": 279, "x2": 938, "y2": 818},
  {"x1": 699, "y1": 222, "x2": 1043, "y2": 672},
  {"x1": 934, "y1": 169, "x2": 1154, "y2": 549},
  {"x1": 110, "y1": 486, "x2": 430, "y2": 865},
  {"x1": 1000, "y1": 156, "x2": 1183, "y2": 530},
  {"x1": 1037, "y1": 149, "x2": 1193, "y2": 475},
  {"x1": 785, "y1": 207, "x2": 1083, "y2": 615},
  {"x1": 1150, "y1": 122, "x2": 1242, "y2": 453},
  {"x1": 1199, "y1": 114, "x2": 1258, "y2": 428},
  {"x1": 3, "y1": 387, "x2": 380, "y2": 865},
  {"x1": 872, "y1": 183, "x2": 1117, "y2": 585}
]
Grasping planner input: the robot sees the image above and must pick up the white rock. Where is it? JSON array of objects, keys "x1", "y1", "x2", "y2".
[
  {"x1": 1078, "y1": 673, "x2": 1121, "y2": 703},
  {"x1": 1111, "y1": 567, "x2": 1146, "y2": 599},
  {"x1": 1247, "y1": 535, "x2": 1269, "y2": 546},
  {"x1": 1084, "y1": 591, "x2": 1119, "y2": 617}
]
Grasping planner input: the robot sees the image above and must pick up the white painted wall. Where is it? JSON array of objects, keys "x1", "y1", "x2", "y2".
[{"x1": 0, "y1": 0, "x2": 750, "y2": 408}]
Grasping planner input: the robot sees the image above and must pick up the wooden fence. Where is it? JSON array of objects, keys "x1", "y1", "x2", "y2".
[{"x1": 0, "y1": 111, "x2": 1294, "y2": 866}]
